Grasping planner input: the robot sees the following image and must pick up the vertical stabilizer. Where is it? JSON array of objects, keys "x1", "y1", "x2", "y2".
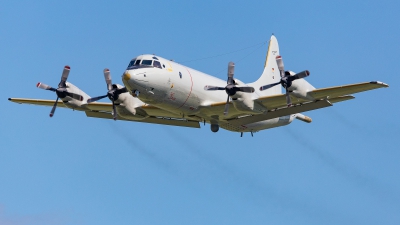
[{"x1": 249, "y1": 35, "x2": 282, "y2": 96}]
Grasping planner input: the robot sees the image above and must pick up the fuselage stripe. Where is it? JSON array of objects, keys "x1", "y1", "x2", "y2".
[{"x1": 177, "y1": 68, "x2": 193, "y2": 109}]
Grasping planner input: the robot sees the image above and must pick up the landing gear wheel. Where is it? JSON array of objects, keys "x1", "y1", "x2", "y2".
[{"x1": 211, "y1": 124, "x2": 219, "y2": 133}]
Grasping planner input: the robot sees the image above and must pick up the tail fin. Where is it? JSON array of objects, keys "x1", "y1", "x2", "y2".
[{"x1": 249, "y1": 35, "x2": 281, "y2": 96}]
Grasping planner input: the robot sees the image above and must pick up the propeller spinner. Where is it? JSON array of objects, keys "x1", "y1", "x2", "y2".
[
  {"x1": 204, "y1": 62, "x2": 255, "y2": 115},
  {"x1": 259, "y1": 55, "x2": 310, "y2": 106},
  {"x1": 37, "y1": 65, "x2": 83, "y2": 117},
  {"x1": 87, "y1": 69, "x2": 128, "y2": 120}
]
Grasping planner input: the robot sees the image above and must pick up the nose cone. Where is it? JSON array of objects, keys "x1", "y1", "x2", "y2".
[
  {"x1": 122, "y1": 70, "x2": 144, "y2": 91},
  {"x1": 123, "y1": 72, "x2": 131, "y2": 81},
  {"x1": 122, "y1": 71, "x2": 133, "y2": 90}
]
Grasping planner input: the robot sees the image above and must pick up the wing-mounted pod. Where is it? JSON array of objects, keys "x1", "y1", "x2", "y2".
[
  {"x1": 88, "y1": 69, "x2": 148, "y2": 120},
  {"x1": 37, "y1": 65, "x2": 91, "y2": 117}
]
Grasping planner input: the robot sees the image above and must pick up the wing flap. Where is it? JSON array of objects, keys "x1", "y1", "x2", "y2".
[
  {"x1": 256, "y1": 94, "x2": 309, "y2": 110},
  {"x1": 84, "y1": 102, "x2": 113, "y2": 112},
  {"x1": 328, "y1": 95, "x2": 355, "y2": 103},
  {"x1": 85, "y1": 111, "x2": 200, "y2": 128},
  {"x1": 227, "y1": 100, "x2": 332, "y2": 125}
]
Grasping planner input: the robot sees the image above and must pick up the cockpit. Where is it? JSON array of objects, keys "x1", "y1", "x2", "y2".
[{"x1": 126, "y1": 56, "x2": 164, "y2": 70}]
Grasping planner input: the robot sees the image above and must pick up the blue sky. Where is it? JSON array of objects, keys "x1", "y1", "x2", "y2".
[{"x1": 1, "y1": 0, "x2": 399, "y2": 224}]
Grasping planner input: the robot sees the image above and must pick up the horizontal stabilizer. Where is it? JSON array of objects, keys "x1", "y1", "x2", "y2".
[
  {"x1": 227, "y1": 100, "x2": 332, "y2": 125},
  {"x1": 85, "y1": 111, "x2": 200, "y2": 128}
]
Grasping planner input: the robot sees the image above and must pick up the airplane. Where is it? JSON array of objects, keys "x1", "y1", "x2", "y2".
[{"x1": 8, "y1": 35, "x2": 388, "y2": 137}]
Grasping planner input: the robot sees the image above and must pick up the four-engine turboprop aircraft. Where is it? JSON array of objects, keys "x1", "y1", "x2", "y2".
[{"x1": 8, "y1": 35, "x2": 388, "y2": 136}]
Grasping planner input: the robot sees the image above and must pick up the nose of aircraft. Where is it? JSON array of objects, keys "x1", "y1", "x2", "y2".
[
  {"x1": 123, "y1": 72, "x2": 131, "y2": 81},
  {"x1": 122, "y1": 70, "x2": 146, "y2": 91}
]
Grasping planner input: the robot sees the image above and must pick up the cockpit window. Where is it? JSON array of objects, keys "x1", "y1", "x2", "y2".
[
  {"x1": 126, "y1": 58, "x2": 163, "y2": 70},
  {"x1": 141, "y1": 60, "x2": 152, "y2": 65},
  {"x1": 153, "y1": 61, "x2": 162, "y2": 69},
  {"x1": 128, "y1": 59, "x2": 136, "y2": 67}
]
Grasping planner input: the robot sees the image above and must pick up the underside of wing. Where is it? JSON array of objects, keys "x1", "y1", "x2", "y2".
[
  {"x1": 9, "y1": 98, "x2": 199, "y2": 128},
  {"x1": 9, "y1": 98, "x2": 69, "y2": 108},
  {"x1": 85, "y1": 111, "x2": 200, "y2": 128},
  {"x1": 9, "y1": 98, "x2": 113, "y2": 111},
  {"x1": 308, "y1": 81, "x2": 388, "y2": 100}
]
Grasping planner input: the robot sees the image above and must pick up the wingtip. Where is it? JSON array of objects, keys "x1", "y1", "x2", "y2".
[{"x1": 370, "y1": 81, "x2": 389, "y2": 87}]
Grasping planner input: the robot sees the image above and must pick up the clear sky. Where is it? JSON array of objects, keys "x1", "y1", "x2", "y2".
[{"x1": 1, "y1": 1, "x2": 399, "y2": 224}]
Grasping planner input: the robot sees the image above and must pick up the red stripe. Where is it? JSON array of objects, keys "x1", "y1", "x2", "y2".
[{"x1": 177, "y1": 68, "x2": 193, "y2": 109}]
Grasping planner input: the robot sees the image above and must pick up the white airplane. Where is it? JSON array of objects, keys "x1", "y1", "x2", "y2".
[{"x1": 9, "y1": 35, "x2": 388, "y2": 136}]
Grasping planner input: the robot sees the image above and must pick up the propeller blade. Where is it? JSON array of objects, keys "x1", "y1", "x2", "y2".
[
  {"x1": 37, "y1": 82, "x2": 56, "y2": 91},
  {"x1": 111, "y1": 100, "x2": 117, "y2": 120},
  {"x1": 223, "y1": 95, "x2": 230, "y2": 115},
  {"x1": 204, "y1": 86, "x2": 225, "y2": 91},
  {"x1": 50, "y1": 97, "x2": 59, "y2": 117},
  {"x1": 276, "y1": 56, "x2": 285, "y2": 78},
  {"x1": 65, "y1": 92, "x2": 83, "y2": 101},
  {"x1": 59, "y1": 65, "x2": 70, "y2": 88},
  {"x1": 104, "y1": 68, "x2": 113, "y2": 91},
  {"x1": 227, "y1": 62, "x2": 235, "y2": 85},
  {"x1": 285, "y1": 88, "x2": 292, "y2": 107},
  {"x1": 87, "y1": 95, "x2": 108, "y2": 103},
  {"x1": 237, "y1": 86, "x2": 255, "y2": 93},
  {"x1": 290, "y1": 70, "x2": 310, "y2": 81},
  {"x1": 259, "y1": 81, "x2": 280, "y2": 91},
  {"x1": 276, "y1": 56, "x2": 284, "y2": 70}
]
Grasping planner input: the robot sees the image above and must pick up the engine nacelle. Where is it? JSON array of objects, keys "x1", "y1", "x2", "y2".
[
  {"x1": 62, "y1": 82, "x2": 91, "y2": 110},
  {"x1": 287, "y1": 71, "x2": 316, "y2": 101},
  {"x1": 231, "y1": 79, "x2": 267, "y2": 114},
  {"x1": 114, "y1": 84, "x2": 148, "y2": 120}
]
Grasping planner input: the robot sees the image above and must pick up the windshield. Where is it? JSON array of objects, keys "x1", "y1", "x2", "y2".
[{"x1": 126, "y1": 58, "x2": 163, "y2": 70}]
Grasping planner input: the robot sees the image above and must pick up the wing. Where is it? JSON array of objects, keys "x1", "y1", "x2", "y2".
[
  {"x1": 199, "y1": 81, "x2": 387, "y2": 125},
  {"x1": 308, "y1": 81, "x2": 388, "y2": 100},
  {"x1": 8, "y1": 98, "x2": 200, "y2": 128},
  {"x1": 257, "y1": 81, "x2": 388, "y2": 110}
]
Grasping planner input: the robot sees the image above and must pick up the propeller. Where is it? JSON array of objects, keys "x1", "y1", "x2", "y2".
[
  {"x1": 87, "y1": 68, "x2": 128, "y2": 120},
  {"x1": 37, "y1": 65, "x2": 83, "y2": 117},
  {"x1": 259, "y1": 55, "x2": 310, "y2": 106},
  {"x1": 204, "y1": 62, "x2": 255, "y2": 115}
]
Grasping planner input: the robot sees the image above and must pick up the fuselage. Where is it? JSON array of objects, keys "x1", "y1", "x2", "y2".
[
  {"x1": 122, "y1": 55, "x2": 228, "y2": 115},
  {"x1": 122, "y1": 54, "x2": 295, "y2": 132}
]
